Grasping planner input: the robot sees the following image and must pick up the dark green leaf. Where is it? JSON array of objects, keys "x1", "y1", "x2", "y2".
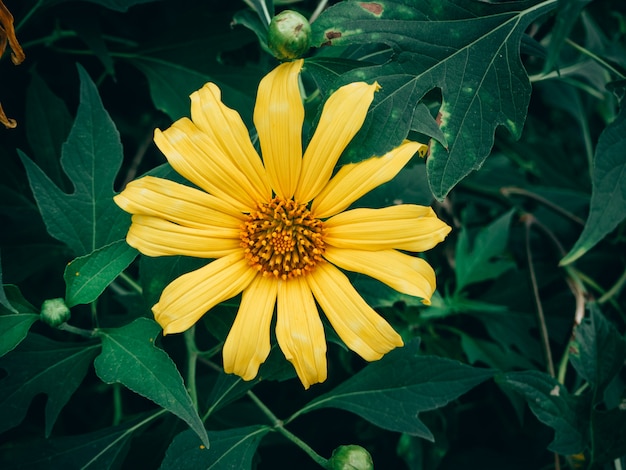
[
  {"x1": 0, "y1": 313, "x2": 39, "y2": 358},
  {"x1": 460, "y1": 335, "x2": 537, "y2": 370},
  {"x1": 569, "y1": 304, "x2": 626, "y2": 404},
  {"x1": 0, "y1": 334, "x2": 100, "y2": 436},
  {"x1": 411, "y1": 103, "x2": 447, "y2": 146},
  {"x1": 64, "y1": 240, "x2": 138, "y2": 307},
  {"x1": 93, "y1": 318, "x2": 209, "y2": 447},
  {"x1": 543, "y1": 0, "x2": 592, "y2": 73},
  {"x1": 25, "y1": 71, "x2": 72, "y2": 192},
  {"x1": 590, "y1": 407, "x2": 626, "y2": 466},
  {"x1": 455, "y1": 210, "x2": 516, "y2": 292},
  {"x1": 19, "y1": 65, "x2": 129, "y2": 256},
  {"x1": 160, "y1": 426, "x2": 270, "y2": 470},
  {"x1": 311, "y1": 0, "x2": 558, "y2": 199},
  {"x1": 0, "y1": 412, "x2": 159, "y2": 469},
  {"x1": 561, "y1": 103, "x2": 626, "y2": 264},
  {"x1": 294, "y1": 340, "x2": 494, "y2": 439},
  {"x1": 497, "y1": 370, "x2": 587, "y2": 455}
]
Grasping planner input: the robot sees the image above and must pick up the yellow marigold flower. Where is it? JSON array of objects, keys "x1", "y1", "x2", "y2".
[{"x1": 114, "y1": 59, "x2": 451, "y2": 388}]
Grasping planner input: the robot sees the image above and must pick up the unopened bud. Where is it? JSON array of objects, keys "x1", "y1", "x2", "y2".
[
  {"x1": 327, "y1": 445, "x2": 374, "y2": 470},
  {"x1": 40, "y1": 298, "x2": 71, "y2": 327},
  {"x1": 267, "y1": 10, "x2": 311, "y2": 61}
]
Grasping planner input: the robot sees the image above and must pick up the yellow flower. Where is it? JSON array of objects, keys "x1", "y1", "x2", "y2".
[{"x1": 114, "y1": 59, "x2": 451, "y2": 388}]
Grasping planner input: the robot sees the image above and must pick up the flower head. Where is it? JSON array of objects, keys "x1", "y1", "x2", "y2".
[{"x1": 114, "y1": 59, "x2": 451, "y2": 388}]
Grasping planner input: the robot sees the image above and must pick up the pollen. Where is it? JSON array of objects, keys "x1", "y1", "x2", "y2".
[{"x1": 240, "y1": 197, "x2": 325, "y2": 280}]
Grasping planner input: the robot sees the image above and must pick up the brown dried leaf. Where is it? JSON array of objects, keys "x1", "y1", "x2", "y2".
[
  {"x1": 0, "y1": 102, "x2": 17, "y2": 129},
  {"x1": 0, "y1": 0, "x2": 25, "y2": 64}
]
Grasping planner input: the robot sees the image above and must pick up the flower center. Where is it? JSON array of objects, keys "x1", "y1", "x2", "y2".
[{"x1": 240, "y1": 197, "x2": 326, "y2": 280}]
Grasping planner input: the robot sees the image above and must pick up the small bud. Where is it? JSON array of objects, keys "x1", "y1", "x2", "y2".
[
  {"x1": 328, "y1": 445, "x2": 374, "y2": 470},
  {"x1": 267, "y1": 10, "x2": 311, "y2": 61},
  {"x1": 40, "y1": 298, "x2": 71, "y2": 327}
]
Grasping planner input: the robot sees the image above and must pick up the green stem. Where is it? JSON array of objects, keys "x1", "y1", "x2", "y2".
[
  {"x1": 16, "y1": 0, "x2": 45, "y2": 31},
  {"x1": 500, "y1": 187, "x2": 585, "y2": 226},
  {"x1": 599, "y1": 268, "x2": 626, "y2": 305},
  {"x1": 565, "y1": 38, "x2": 626, "y2": 79},
  {"x1": 57, "y1": 322, "x2": 96, "y2": 338},
  {"x1": 118, "y1": 271, "x2": 143, "y2": 295},
  {"x1": 112, "y1": 383, "x2": 123, "y2": 426},
  {"x1": 184, "y1": 327, "x2": 199, "y2": 409},
  {"x1": 247, "y1": 391, "x2": 328, "y2": 468},
  {"x1": 556, "y1": 345, "x2": 570, "y2": 385}
]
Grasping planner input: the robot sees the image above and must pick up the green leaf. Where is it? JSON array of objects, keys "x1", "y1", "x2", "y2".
[
  {"x1": 569, "y1": 304, "x2": 626, "y2": 404},
  {"x1": 64, "y1": 240, "x2": 138, "y2": 307},
  {"x1": 311, "y1": 0, "x2": 558, "y2": 199},
  {"x1": 294, "y1": 340, "x2": 494, "y2": 440},
  {"x1": 454, "y1": 210, "x2": 516, "y2": 292},
  {"x1": 497, "y1": 370, "x2": 587, "y2": 455},
  {"x1": 19, "y1": 65, "x2": 129, "y2": 256},
  {"x1": 0, "y1": 412, "x2": 159, "y2": 469},
  {"x1": 130, "y1": 58, "x2": 256, "y2": 123},
  {"x1": 93, "y1": 318, "x2": 209, "y2": 447},
  {"x1": 0, "y1": 313, "x2": 39, "y2": 358},
  {"x1": 561, "y1": 104, "x2": 626, "y2": 264},
  {"x1": 543, "y1": 0, "x2": 592, "y2": 73},
  {"x1": 590, "y1": 407, "x2": 626, "y2": 466},
  {"x1": 0, "y1": 334, "x2": 100, "y2": 436},
  {"x1": 160, "y1": 426, "x2": 270, "y2": 470}
]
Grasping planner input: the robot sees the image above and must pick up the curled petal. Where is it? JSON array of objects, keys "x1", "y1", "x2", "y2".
[
  {"x1": 114, "y1": 176, "x2": 245, "y2": 228},
  {"x1": 295, "y1": 82, "x2": 378, "y2": 203},
  {"x1": 323, "y1": 247, "x2": 436, "y2": 304},
  {"x1": 0, "y1": 1, "x2": 25, "y2": 65},
  {"x1": 153, "y1": 253, "x2": 256, "y2": 335},
  {"x1": 254, "y1": 59, "x2": 304, "y2": 199},
  {"x1": 276, "y1": 277, "x2": 327, "y2": 389},
  {"x1": 324, "y1": 205, "x2": 451, "y2": 252},
  {"x1": 223, "y1": 276, "x2": 277, "y2": 381},
  {"x1": 311, "y1": 141, "x2": 426, "y2": 219},
  {"x1": 307, "y1": 263, "x2": 403, "y2": 361},
  {"x1": 154, "y1": 119, "x2": 259, "y2": 211},
  {"x1": 126, "y1": 215, "x2": 240, "y2": 258},
  {"x1": 190, "y1": 83, "x2": 271, "y2": 201}
]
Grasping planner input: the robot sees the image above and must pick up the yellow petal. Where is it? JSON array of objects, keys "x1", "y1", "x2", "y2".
[
  {"x1": 153, "y1": 252, "x2": 256, "y2": 335},
  {"x1": 323, "y1": 247, "x2": 436, "y2": 304},
  {"x1": 311, "y1": 141, "x2": 426, "y2": 219},
  {"x1": 154, "y1": 119, "x2": 259, "y2": 211},
  {"x1": 190, "y1": 83, "x2": 271, "y2": 201},
  {"x1": 275, "y1": 277, "x2": 327, "y2": 389},
  {"x1": 295, "y1": 82, "x2": 378, "y2": 203},
  {"x1": 114, "y1": 176, "x2": 245, "y2": 228},
  {"x1": 127, "y1": 215, "x2": 241, "y2": 258},
  {"x1": 223, "y1": 275, "x2": 277, "y2": 381},
  {"x1": 324, "y1": 205, "x2": 451, "y2": 252},
  {"x1": 254, "y1": 59, "x2": 304, "y2": 199},
  {"x1": 307, "y1": 262, "x2": 403, "y2": 361}
]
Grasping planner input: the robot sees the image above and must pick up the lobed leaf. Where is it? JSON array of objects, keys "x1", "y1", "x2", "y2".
[
  {"x1": 293, "y1": 339, "x2": 494, "y2": 440},
  {"x1": 0, "y1": 334, "x2": 100, "y2": 436},
  {"x1": 310, "y1": 0, "x2": 558, "y2": 199},
  {"x1": 93, "y1": 318, "x2": 209, "y2": 447},
  {"x1": 20, "y1": 65, "x2": 130, "y2": 257}
]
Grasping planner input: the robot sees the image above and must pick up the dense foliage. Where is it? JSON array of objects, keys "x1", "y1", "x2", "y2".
[{"x1": 1, "y1": 0, "x2": 625, "y2": 468}]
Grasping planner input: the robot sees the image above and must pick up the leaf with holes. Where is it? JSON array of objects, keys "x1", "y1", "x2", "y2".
[{"x1": 310, "y1": 0, "x2": 557, "y2": 199}]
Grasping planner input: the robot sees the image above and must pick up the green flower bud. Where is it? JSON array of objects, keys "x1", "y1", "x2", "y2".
[
  {"x1": 327, "y1": 445, "x2": 374, "y2": 470},
  {"x1": 267, "y1": 10, "x2": 311, "y2": 61},
  {"x1": 40, "y1": 298, "x2": 71, "y2": 327}
]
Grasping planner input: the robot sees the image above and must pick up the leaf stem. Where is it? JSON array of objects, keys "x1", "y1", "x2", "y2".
[
  {"x1": 184, "y1": 326, "x2": 199, "y2": 409},
  {"x1": 112, "y1": 383, "x2": 123, "y2": 426},
  {"x1": 598, "y1": 268, "x2": 626, "y2": 305},
  {"x1": 524, "y1": 215, "x2": 556, "y2": 378},
  {"x1": 57, "y1": 322, "x2": 96, "y2": 338},
  {"x1": 309, "y1": 0, "x2": 329, "y2": 23},
  {"x1": 247, "y1": 391, "x2": 328, "y2": 468},
  {"x1": 565, "y1": 38, "x2": 626, "y2": 80},
  {"x1": 118, "y1": 271, "x2": 143, "y2": 295},
  {"x1": 500, "y1": 186, "x2": 585, "y2": 226}
]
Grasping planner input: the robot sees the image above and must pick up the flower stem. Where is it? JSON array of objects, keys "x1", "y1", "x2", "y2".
[
  {"x1": 57, "y1": 322, "x2": 96, "y2": 338},
  {"x1": 599, "y1": 268, "x2": 626, "y2": 305},
  {"x1": 118, "y1": 271, "x2": 143, "y2": 295},
  {"x1": 247, "y1": 391, "x2": 328, "y2": 468},
  {"x1": 184, "y1": 326, "x2": 199, "y2": 409}
]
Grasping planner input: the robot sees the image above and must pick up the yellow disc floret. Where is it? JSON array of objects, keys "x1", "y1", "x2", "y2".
[{"x1": 241, "y1": 197, "x2": 325, "y2": 279}]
